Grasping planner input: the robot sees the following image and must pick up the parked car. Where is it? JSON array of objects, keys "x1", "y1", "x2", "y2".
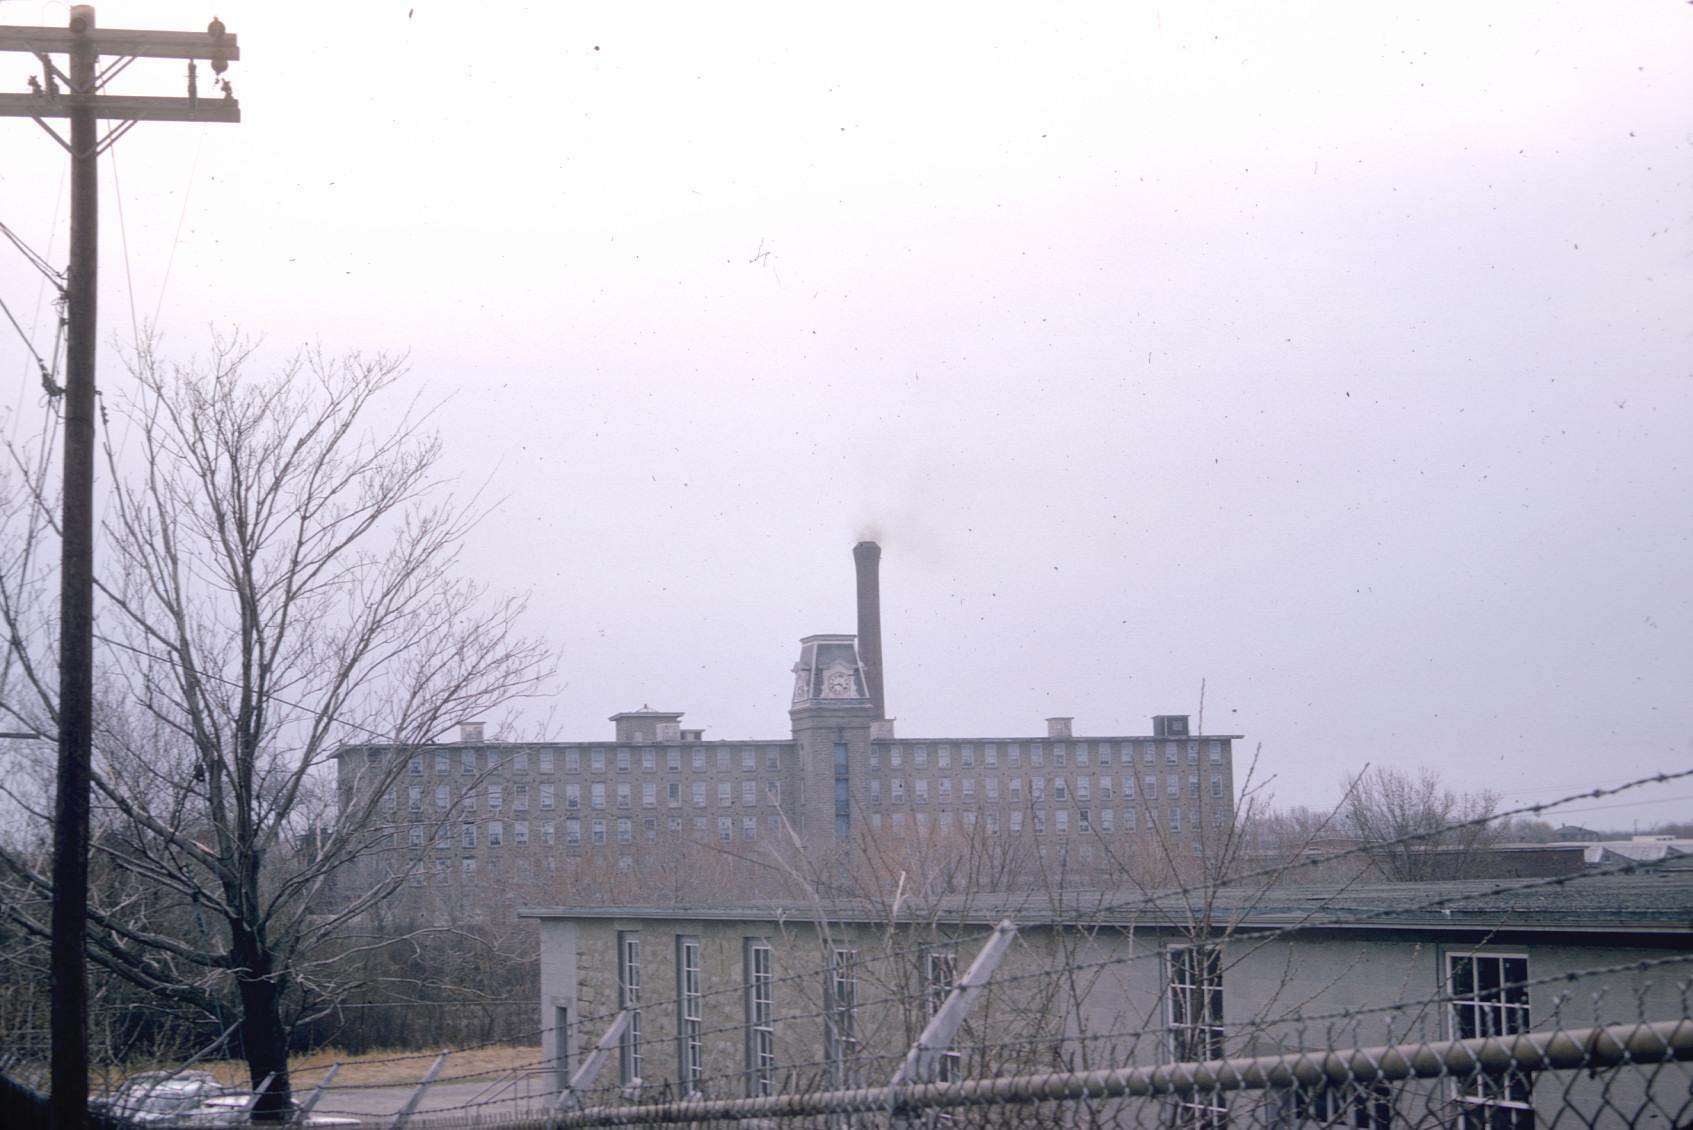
[{"x1": 92, "y1": 1070, "x2": 225, "y2": 1123}]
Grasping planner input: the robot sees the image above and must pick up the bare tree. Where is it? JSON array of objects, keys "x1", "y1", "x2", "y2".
[
  {"x1": 0, "y1": 338, "x2": 551, "y2": 1118},
  {"x1": 1341, "y1": 764, "x2": 1500, "y2": 881}
]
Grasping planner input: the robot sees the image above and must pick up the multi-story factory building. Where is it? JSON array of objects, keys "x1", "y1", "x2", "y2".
[{"x1": 335, "y1": 543, "x2": 1238, "y2": 906}]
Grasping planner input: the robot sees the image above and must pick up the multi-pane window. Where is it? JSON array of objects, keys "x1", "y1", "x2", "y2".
[
  {"x1": 591, "y1": 817, "x2": 605, "y2": 844},
  {"x1": 985, "y1": 779, "x2": 999, "y2": 801},
  {"x1": 746, "y1": 940, "x2": 775, "y2": 1096},
  {"x1": 616, "y1": 749, "x2": 631, "y2": 773},
  {"x1": 434, "y1": 784, "x2": 449, "y2": 809},
  {"x1": 1212, "y1": 777, "x2": 1224, "y2": 799},
  {"x1": 435, "y1": 751, "x2": 450, "y2": 774},
  {"x1": 693, "y1": 782, "x2": 707, "y2": 807},
  {"x1": 691, "y1": 747, "x2": 705, "y2": 771},
  {"x1": 828, "y1": 948, "x2": 858, "y2": 1085},
  {"x1": 668, "y1": 748, "x2": 682, "y2": 772},
  {"x1": 643, "y1": 781, "x2": 657, "y2": 808},
  {"x1": 718, "y1": 816, "x2": 733, "y2": 842},
  {"x1": 925, "y1": 948, "x2": 961, "y2": 1082},
  {"x1": 539, "y1": 750, "x2": 554, "y2": 773},
  {"x1": 564, "y1": 749, "x2": 580, "y2": 772},
  {"x1": 590, "y1": 783, "x2": 605, "y2": 809},
  {"x1": 617, "y1": 817, "x2": 633, "y2": 844},
  {"x1": 515, "y1": 783, "x2": 529, "y2": 810},
  {"x1": 564, "y1": 817, "x2": 580, "y2": 845},
  {"x1": 678, "y1": 937, "x2": 704, "y2": 1096},
  {"x1": 488, "y1": 784, "x2": 504, "y2": 810},
  {"x1": 618, "y1": 933, "x2": 642, "y2": 1085},
  {"x1": 487, "y1": 820, "x2": 503, "y2": 847},
  {"x1": 1168, "y1": 945, "x2": 1226, "y2": 1128},
  {"x1": 742, "y1": 781, "x2": 757, "y2": 806},
  {"x1": 565, "y1": 783, "x2": 580, "y2": 810},
  {"x1": 591, "y1": 749, "x2": 606, "y2": 772},
  {"x1": 984, "y1": 744, "x2": 999, "y2": 768},
  {"x1": 718, "y1": 782, "x2": 733, "y2": 807},
  {"x1": 461, "y1": 749, "x2": 476, "y2": 775},
  {"x1": 668, "y1": 782, "x2": 681, "y2": 806},
  {"x1": 461, "y1": 822, "x2": 477, "y2": 849},
  {"x1": 717, "y1": 748, "x2": 731, "y2": 772},
  {"x1": 766, "y1": 747, "x2": 781, "y2": 770},
  {"x1": 742, "y1": 746, "x2": 756, "y2": 771},
  {"x1": 642, "y1": 748, "x2": 655, "y2": 772},
  {"x1": 513, "y1": 750, "x2": 529, "y2": 773},
  {"x1": 1449, "y1": 953, "x2": 1532, "y2": 1128},
  {"x1": 617, "y1": 782, "x2": 632, "y2": 809},
  {"x1": 961, "y1": 778, "x2": 975, "y2": 800}
]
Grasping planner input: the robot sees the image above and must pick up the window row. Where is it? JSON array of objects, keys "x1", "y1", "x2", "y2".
[
  {"x1": 393, "y1": 780, "x2": 782, "y2": 813},
  {"x1": 866, "y1": 807, "x2": 1229, "y2": 834},
  {"x1": 865, "y1": 774, "x2": 1228, "y2": 804},
  {"x1": 869, "y1": 739, "x2": 1226, "y2": 771},
  {"x1": 405, "y1": 745, "x2": 789, "y2": 776}
]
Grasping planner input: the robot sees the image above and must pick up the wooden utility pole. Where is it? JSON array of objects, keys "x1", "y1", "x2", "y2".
[{"x1": 0, "y1": 10, "x2": 238, "y2": 1128}]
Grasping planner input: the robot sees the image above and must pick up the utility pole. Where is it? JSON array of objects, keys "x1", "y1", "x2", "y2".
[{"x1": 0, "y1": 10, "x2": 238, "y2": 1129}]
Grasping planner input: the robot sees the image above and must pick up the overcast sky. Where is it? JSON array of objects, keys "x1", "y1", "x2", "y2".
[{"x1": 2, "y1": 2, "x2": 1690, "y2": 829}]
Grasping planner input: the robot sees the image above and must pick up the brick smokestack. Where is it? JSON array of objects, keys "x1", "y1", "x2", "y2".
[{"x1": 853, "y1": 541, "x2": 885, "y2": 718}]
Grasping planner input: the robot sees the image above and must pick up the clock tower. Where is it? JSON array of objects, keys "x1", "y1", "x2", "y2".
[{"x1": 788, "y1": 633, "x2": 877, "y2": 851}]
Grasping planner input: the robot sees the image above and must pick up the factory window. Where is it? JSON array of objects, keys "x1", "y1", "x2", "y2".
[
  {"x1": 1125, "y1": 808, "x2": 1138, "y2": 832},
  {"x1": 590, "y1": 783, "x2": 605, "y2": 809},
  {"x1": 619, "y1": 933, "x2": 642, "y2": 1085},
  {"x1": 890, "y1": 747, "x2": 904, "y2": 769},
  {"x1": 1009, "y1": 810, "x2": 1024, "y2": 834},
  {"x1": 767, "y1": 782, "x2": 781, "y2": 806},
  {"x1": 870, "y1": 779, "x2": 882, "y2": 805},
  {"x1": 1076, "y1": 777, "x2": 1090, "y2": 801},
  {"x1": 746, "y1": 940, "x2": 776, "y2": 1096},
  {"x1": 914, "y1": 746, "x2": 928, "y2": 769},
  {"x1": 514, "y1": 783, "x2": 529, "y2": 810},
  {"x1": 834, "y1": 742, "x2": 850, "y2": 840},
  {"x1": 1187, "y1": 740, "x2": 1200, "y2": 763},
  {"x1": 1100, "y1": 808, "x2": 1114, "y2": 833},
  {"x1": 514, "y1": 750, "x2": 529, "y2": 773},
  {"x1": 617, "y1": 817, "x2": 632, "y2": 844},
  {"x1": 616, "y1": 783, "x2": 631, "y2": 808},
  {"x1": 434, "y1": 751, "x2": 449, "y2": 774},
  {"x1": 924, "y1": 947, "x2": 960, "y2": 1082},
  {"x1": 938, "y1": 777, "x2": 953, "y2": 802},
  {"x1": 1009, "y1": 778, "x2": 1023, "y2": 802},
  {"x1": 487, "y1": 820, "x2": 503, "y2": 847},
  {"x1": 565, "y1": 783, "x2": 580, "y2": 810},
  {"x1": 1032, "y1": 811, "x2": 1046, "y2": 835},
  {"x1": 591, "y1": 749, "x2": 606, "y2": 772},
  {"x1": 1100, "y1": 777, "x2": 1113, "y2": 800},
  {"x1": 719, "y1": 782, "x2": 733, "y2": 807},
  {"x1": 717, "y1": 748, "x2": 731, "y2": 772},
  {"x1": 408, "y1": 826, "x2": 424, "y2": 848},
  {"x1": 667, "y1": 748, "x2": 682, "y2": 772},
  {"x1": 1030, "y1": 778, "x2": 1044, "y2": 802},
  {"x1": 985, "y1": 779, "x2": 999, "y2": 801},
  {"x1": 565, "y1": 749, "x2": 580, "y2": 772},
  {"x1": 1209, "y1": 741, "x2": 1223, "y2": 764},
  {"x1": 434, "y1": 785, "x2": 449, "y2": 809},
  {"x1": 742, "y1": 746, "x2": 756, "y2": 771},
  {"x1": 539, "y1": 750, "x2": 554, "y2": 773},
  {"x1": 1031, "y1": 743, "x2": 1045, "y2": 768},
  {"x1": 461, "y1": 822, "x2": 476, "y2": 849},
  {"x1": 1055, "y1": 809, "x2": 1070, "y2": 834},
  {"x1": 1008, "y1": 743, "x2": 1022, "y2": 768},
  {"x1": 1143, "y1": 745, "x2": 1156, "y2": 766},
  {"x1": 1170, "y1": 808, "x2": 1182, "y2": 832},
  {"x1": 827, "y1": 948, "x2": 858, "y2": 1085},
  {"x1": 914, "y1": 779, "x2": 929, "y2": 804},
  {"x1": 513, "y1": 820, "x2": 528, "y2": 845},
  {"x1": 1098, "y1": 745, "x2": 1113, "y2": 768},
  {"x1": 718, "y1": 816, "x2": 733, "y2": 842},
  {"x1": 937, "y1": 745, "x2": 951, "y2": 769},
  {"x1": 643, "y1": 781, "x2": 657, "y2": 808},
  {"x1": 461, "y1": 857, "x2": 476, "y2": 875},
  {"x1": 1167, "y1": 945, "x2": 1225, "y2": 1127},
  {"x1": 1448, "y1": 953, "x2": 1532, "y2": 1127},
  {"x1": 1053, "y1": 744, "x2": 1066, "y2": 768},
  {"x1": 1165, "y1": 743, "x2": 1179, "y2": 765},
  {"x1": 464, "y1": 749, "x2": 480, "y2": 775},
  {"x1": 985, "y1": 811, "x2": 999, "y2": 835},
  {"x1": 1167, "y1": 778, "x2": 1180, "y2": 799},
  {"x1": 693, "y1": 781, "x2": 706, "y2": 807},
  {"x1": 564, "y1": 818, "x2": 578, "y2": 845},
  {"x1": 487, "y1": 784, "x2": 503, "y2": 810},
  {"x1": 642, "y1": 747, "x2": 655, "y2": 772},
  {"x1": 1055, "y1": 778, "x2": 1068, "y2": 801},
  {"x1": 891, "y1": 779, "x2": 905, "y2": 802},
  {"x1": 409, "y1": 755, "x2": 423, "y2": 776},
  {"x1": 743, "y1": 780, "x2": 757, "y2": 806},
  {"x1": 1076, "y1": 742, "x2": 1090, "y2": 767},
  {"x1": 1188, "y1": 774, "x2": 1200, "y2": 799},
  {"x1": 591, "y1": 818, "x2": 605, "y2": 845},
  {"x1": 869, "y1": 746, "x2": 881, "y2": 770},
  {"x1": 462, "y1": 786, "x2": 475, "y2": 811},
  {"x1": 541, "y1": 783, "x2": 555, "y2": 810},
  {"x1": 984, "y1": 744, "x2": 999, "y2": 768},
  {"x1": 961, "y1": 778, "x2": 975, "y2": 800},
  {"x1": 961, "y1": 744, "x2": 975, "y2": 768},
  {"x1": 616, "y1": 749, "x2": 631, "y2": 773},
  {"x1": 742, "y1": 816, "x2": 756, "y2": 841},
  {"x1": 678, "y1": 937, "x2": 704, "y2": 1096},
  {"x1": 692, "y1": 747, "x2": 705, "y2": 771},
  {"x1": 767, "y1": 747, "x2": 781, "y2": 770},
  {"x1": 541, "y1": 820, "x2": 554, "y2": 845}
]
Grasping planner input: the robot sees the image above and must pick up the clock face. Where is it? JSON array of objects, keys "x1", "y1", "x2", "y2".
[{"x1": 824, "y1": 669, "x2": 856, "y2": 698}]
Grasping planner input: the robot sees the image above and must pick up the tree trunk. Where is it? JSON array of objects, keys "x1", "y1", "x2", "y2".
[{"x1": 232, "y1": 927, "x2": 293, "y2": 1121}]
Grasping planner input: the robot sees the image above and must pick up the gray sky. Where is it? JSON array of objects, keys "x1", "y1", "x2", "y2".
[{"x1": 3, "y1": 1, "x2": 1690, "y2": 829}]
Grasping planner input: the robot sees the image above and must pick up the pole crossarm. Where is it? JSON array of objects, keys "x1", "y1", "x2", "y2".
[
  {"x1": 0, "y1": 92, "x2": 239, "y2": 123},
  {"x1": 0, "y1": 25, "x2": 240, "y2": 62}
]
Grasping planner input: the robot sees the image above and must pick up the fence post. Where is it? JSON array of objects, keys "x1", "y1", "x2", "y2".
[
  {"x1": 240, "y1": 1073, "x2": 277, "y2": 1116},
  {"x1": 549, "y1": 1010, "x2": 632, "y2": 1115},
  {"x1": 296, "y1": 1062, "x2": 340, "y2": 1117},
  {"x1": 390, "y1": 1051, "x2": 448, "y2": 1130}
]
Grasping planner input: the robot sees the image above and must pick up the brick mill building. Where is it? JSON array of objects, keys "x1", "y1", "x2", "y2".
[{"x1": 335, "y1": 543, "x2": 1239, "y2": 908}]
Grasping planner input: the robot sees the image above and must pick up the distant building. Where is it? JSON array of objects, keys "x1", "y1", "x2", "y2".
[{"x1": 335, "y1": 543, "x2": 1239, "y2": 909}]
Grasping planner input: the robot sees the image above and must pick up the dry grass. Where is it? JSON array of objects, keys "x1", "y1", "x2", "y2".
[{"x1": 101, "y1": 1044, "x2": 544, "y2": 1090}]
